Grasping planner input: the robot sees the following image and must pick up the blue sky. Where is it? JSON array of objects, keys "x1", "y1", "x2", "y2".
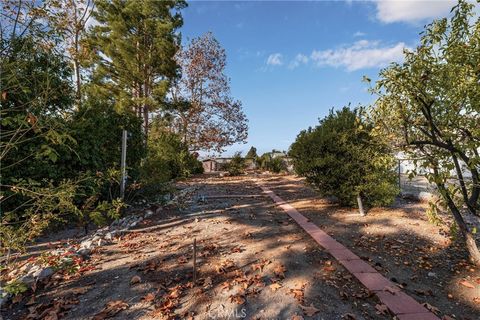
[{"x1": 180, "y1": 0, "x2": 458, "y2": 156}]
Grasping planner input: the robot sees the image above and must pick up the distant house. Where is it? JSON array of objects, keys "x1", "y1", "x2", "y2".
[
  {"x1": 202, "y1": 157, "x2": 232, "y2": 172},
  {"x1": 202, "y1": 158, "x2": 218, "y2": 173},
  {"x1": 202, "y1": 157, "x2": 258, "y2": 173}
]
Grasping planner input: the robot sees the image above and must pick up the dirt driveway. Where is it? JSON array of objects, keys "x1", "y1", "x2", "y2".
[{"x1": 2, "y1": 174, "x2": 479, "y2": 320}]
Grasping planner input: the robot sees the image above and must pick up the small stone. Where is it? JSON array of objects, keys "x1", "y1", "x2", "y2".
[
  {"x1": 130, "y1": 275, "x2": 141, "y2": 285},
  {"x1": 80, "y1": 239, "x2": 93, "y2": 249},
  {"x1": 144, "y1": 210, "x2": 154, "y2": 218},
  {"x1": 19, "y1": 275, "x2": 35, "y2": 286},
  {"x1": 25, "y1": 265, "x2": 41, "y2": 278},
  {"x1": 427, "y1": 272, "x2": 437, "y2": 277},
  {"x1": 77, "y1": 248, "x2": 91, "y2": 258},
  {"x1": 104, "y1": 232, "x2": 113, "y2": 241},
  {"x1": 36, "y1": 267, "x2": 54, "y2": 280}
]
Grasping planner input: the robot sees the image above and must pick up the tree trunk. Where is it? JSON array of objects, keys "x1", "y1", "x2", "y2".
[
  {"x1": 143, "y1": 105, "x2": 149, "y2": 142},
  {"x1": 440, "y1": 184, "x2": 480, "y2": 266},
  {"x1": 74, "y1": 58, "x2": 81, "y2": 107},
  {"x1": 466, "y1": 232, "x2": 480, "y2": 266},
  {"x1": 74, "y1": 29, "x2": 81, "y2": 109}
]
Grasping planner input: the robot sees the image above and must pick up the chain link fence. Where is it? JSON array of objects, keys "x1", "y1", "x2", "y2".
[{"x1": 397, "y1": 159, "x2": 437, "y2": 201}]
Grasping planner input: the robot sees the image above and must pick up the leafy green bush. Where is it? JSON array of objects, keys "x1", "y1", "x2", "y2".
[
  {"x1": 0, "y1": 171, "x2": 125, "y2": 259},
  {"x1": 140, "y1": 126, "x2": 203, "y2": 185},
  {"x1": 289, "y1": 107, "x2": 398, "y2": 208},
  {"x1": 225, "y1": 152, "x2": 246, "y2": 176},
  {"x1": 258, "y1": 153, "x2": 287, "y2": 173}
]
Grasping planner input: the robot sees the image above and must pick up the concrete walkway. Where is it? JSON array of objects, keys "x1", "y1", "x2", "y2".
[{"x1": 259, "y1": 184, "x2": 440, "y2": 320}]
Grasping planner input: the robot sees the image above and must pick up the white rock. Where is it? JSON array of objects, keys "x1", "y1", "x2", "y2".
[
  {"x1": 25, "y1": 265, "x2": 41, "y2": 277},
  {"x1": 77, "y1": 248, "x2": 91, "y2": 257},
  {"x1": 80, "y1": 239, "x2": 93, "y2": 249},
  {"x1": 19, "y1": 274, "x2": 35, "y2": 286},
  {"x1": 427, "y1": 272, "x2": 437, "y2": 277},
  {"x1": 144, "y1": 210, "x2": 154, "y2": 218},
  {"x1": 104, "y1": 232, "x2": 113, "y2": 241},
  {"x1": 36, "y1": 267, "x2": 54, "y2": 280}
]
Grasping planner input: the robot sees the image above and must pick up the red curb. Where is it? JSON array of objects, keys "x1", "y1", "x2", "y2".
[
  {"x1": 329, "y1": 249, "x2": 360, "y2": 260},
  {"x1": 339, "y1": 259, "x2": 377, "y2": 273},
  {"x1": 354, "y1": 272, "x2": 395, "y2": 291},
  {"x1": 376, "y1": 291, "x2": 429, "y2": 315},
  {"x1": 396, "y1": 313, "x2": 441, "y2": 320},
  {"x1": 259, "y1": 183, "x2": 440, "y2": 320}
]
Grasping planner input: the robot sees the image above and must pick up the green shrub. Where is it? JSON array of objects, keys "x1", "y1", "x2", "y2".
[
  {"x1": 225, "y1": 152, "x2": 246, "y2": 176},
  {"x1": 140, "y1": 126, "x2": 203, "y2": 184},
  {"x1": 258, "y1": 152, "x2": 287, "y2": 173},
  {"x1": 289, "y1": 107, "x2": 398, "y2": 208}
]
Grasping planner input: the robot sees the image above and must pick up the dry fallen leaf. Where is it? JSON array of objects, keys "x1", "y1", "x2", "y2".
[
  {"x1": 375, "y1": 304, "x2": 389, "y2": 315},
  {"x1": 274, "y1": 265, "x2": 287, "y2": 279},
  {"x1": 291, "y1": 315, "x2": 304, "y2": 320},
  {"x1": 422, "y1": 302, "x2": 440, "y2": 314},
  {"x1": 141, "y1": 293, "x2": 155, "y2": 303},
  {"x1": 93, "y1": 300, "x2": 129, "y2": 320},
  {"x1": 384, "y1": 286, "x2": 398, "y2": 294},
  {"x1": 130, "y1": 275, "x2": 141, "y2": 285},
  {"x1": 269, "y1": 282, "x2": 282, "y2": 291},
  {"x1": 459, "y1": 280, "x2": 475, "y2": 289},
  {"x1": 203, "y1": 277, "x2": 213, "y2": 288},
  {"x1": 290, "y1": 288, "x2": 304, "y2": 303},
  {"x1": 300, "y1": 303, "x2": 320, "y2": 316},
  {"x1": 177, "y1": 255, "x2": 188, "y2": 264},
  {"x1": 229, "y1": 293, "x2": 245, "y2": 305},
  {"x1": 71, "y1": 287, "x2": 89, "y2": 295}
]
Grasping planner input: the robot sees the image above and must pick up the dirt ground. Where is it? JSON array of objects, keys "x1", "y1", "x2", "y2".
[{"x1": 2, "y1": 174, "x2": 480, "y2": 320}]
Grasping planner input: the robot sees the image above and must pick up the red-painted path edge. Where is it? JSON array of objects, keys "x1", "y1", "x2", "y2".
[{"x1": 259, "y1": 184, "x2": 440, "y2": 320}]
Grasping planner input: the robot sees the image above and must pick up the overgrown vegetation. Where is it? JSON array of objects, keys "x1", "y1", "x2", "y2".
[
  {"x1": 289, "y1": 107, "x2": 398, "y2": 211},
  {"x1": 225, "y1": 152, "x2": 247, "y2": 176},
  {"x1": 258, "y1": 152, "x2": 287, "y2": 173},
  {"x1": 0, "y1": 0, "x2": 241, "y2": 258},
  {"x1": 371, "y1": 1, "x2": 480, "y2": 264}
]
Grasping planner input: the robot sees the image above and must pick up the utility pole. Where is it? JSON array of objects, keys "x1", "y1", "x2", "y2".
[{"x1": 120, "y1": 129, "x2": 127, "y2": 199}]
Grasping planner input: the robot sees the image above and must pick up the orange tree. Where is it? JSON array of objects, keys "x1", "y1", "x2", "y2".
[{"x1": 371, "y1": 1, "x2": 480, "y2": 264}]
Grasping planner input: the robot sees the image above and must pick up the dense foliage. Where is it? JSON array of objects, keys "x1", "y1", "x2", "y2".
[
  {"x1": 245, "y1": 146, "x2": 258, "y2": 159},
  {"x1": 258, "y1": 152, "x2": 287, "y2": 173},
  {"x1": 140, "y1": 121, "x2": 203, "y2": 185},
  {"x1": 225, "y1": 152, "x2": 247, "y2": 176},
  {"x1": 371, "y1": 1, "x2": 480, "y2": 264},
  {"x1": 0, "y1": 0, "x2": 234, "y2": 258},
  {"x1": 170, "y1": 33, "x2": 248, "y2": 152},
  {"x1": 289, "y1": 107, "x2": 398, "y2": 209}
]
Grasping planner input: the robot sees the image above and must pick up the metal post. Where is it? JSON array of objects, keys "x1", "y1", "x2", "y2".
[
  {"x1": 357, "y1": 194, "x2": 365, "y2": 216},
  {"x1": 120, "y1": 129, "x2": 127, "y2": 199},
  {"x1": 398, "y1": 159, "x2": 402, "y2": 193},
  {"x1": 193, "y1": 238, "x2": 197, "y2": 285}
]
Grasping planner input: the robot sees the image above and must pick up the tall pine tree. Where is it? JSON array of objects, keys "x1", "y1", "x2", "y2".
[{"x1": 87, "y1": 0, "x2": 186, "y2": 139}]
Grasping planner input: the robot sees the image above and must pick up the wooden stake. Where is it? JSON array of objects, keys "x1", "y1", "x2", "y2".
[{"x1": 193, "y1": 238, "x2": 197, "y2": 285}]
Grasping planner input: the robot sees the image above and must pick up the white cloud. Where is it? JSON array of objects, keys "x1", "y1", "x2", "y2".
[
  {"x1": 310, "y1": 40, "x2": 408, "y2": 71},
  {"x1": 375, "y1": 0, "x2": 455, "y2": 24},
  {"x1": 266, "y1": 53, "x2": 283, "y2": 66},
  {"x1": 353, "y1": 31, "x2": 366, "y2": 37},
  {"x1": 288, "y1": 53, "x2": 309, "y2": 69}
]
